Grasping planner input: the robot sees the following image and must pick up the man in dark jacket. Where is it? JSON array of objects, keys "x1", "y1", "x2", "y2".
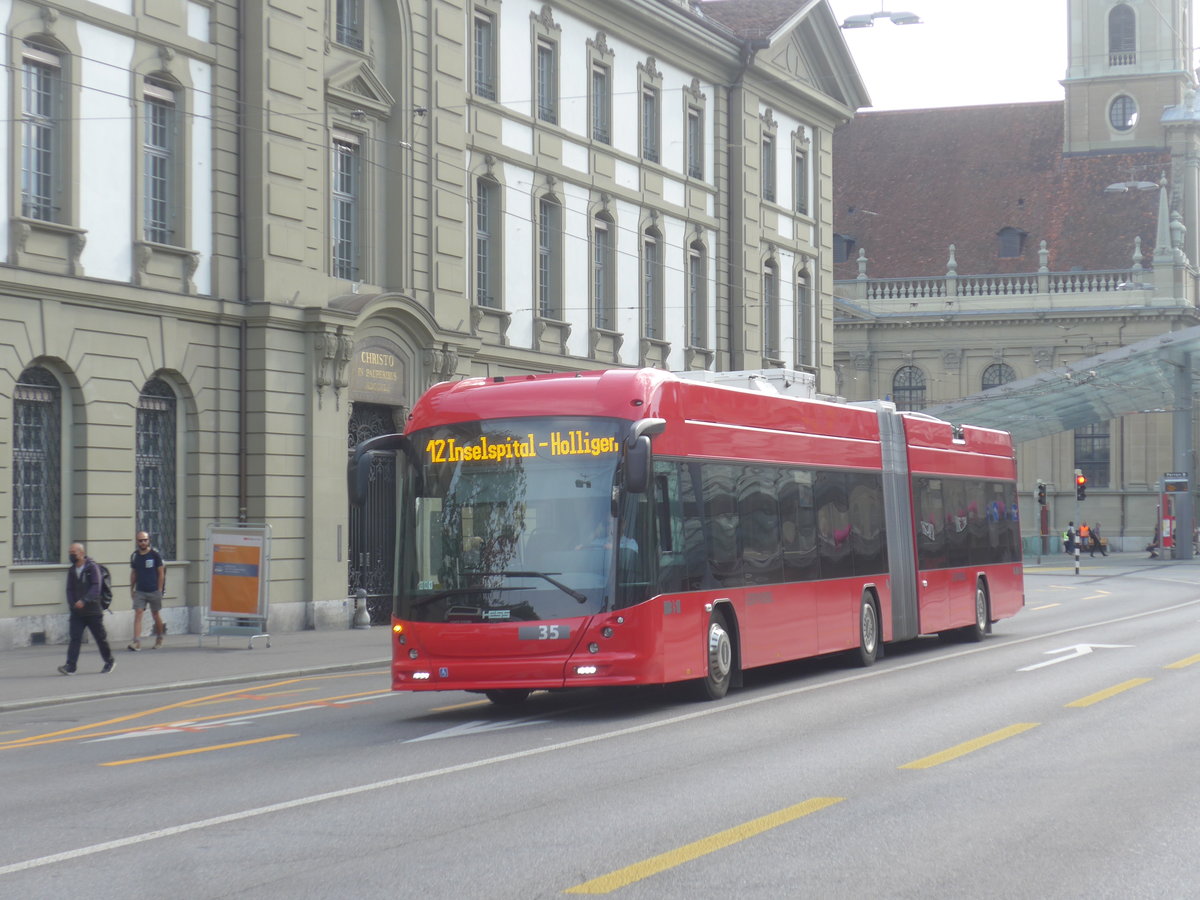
[{"x1": 59, "y1": 542, "x2": 115, "y2": 675}]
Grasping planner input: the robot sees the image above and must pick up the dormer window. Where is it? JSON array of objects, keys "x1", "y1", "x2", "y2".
[{"x1": 997, "y1": 227, "x2": 1026, "y2": 258}]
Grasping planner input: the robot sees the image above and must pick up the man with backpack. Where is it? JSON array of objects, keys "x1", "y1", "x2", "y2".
[
  {"x1": 128, "y1": 531, "x2": 166, "y2": 651},
  {"x1": 58, "y1": 541, "x2": 115, "y2": 675}
]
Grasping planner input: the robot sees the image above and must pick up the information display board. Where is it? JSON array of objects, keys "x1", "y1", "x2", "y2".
[{"x1": 202, "y1": 523, "x2": 271, "y2": 648}]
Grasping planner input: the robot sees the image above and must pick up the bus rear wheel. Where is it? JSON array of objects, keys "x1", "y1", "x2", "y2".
[
  {"x1": 486, "y1": 689, "x2": 531, "y2": 707},
  {"x1": 695, "y1": 610, "x2": 734, "y2": 700},
  {"x1": 964, "y1": 582, "x2": 989, "y2": 642},
  {"x1": 855, "y1": 594, "x2": 879, "y2": 667}
]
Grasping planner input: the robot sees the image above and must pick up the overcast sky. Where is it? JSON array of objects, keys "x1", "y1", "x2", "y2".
[{"x1": 825, "y1": 0, "x2": 1074, "y2": 110}]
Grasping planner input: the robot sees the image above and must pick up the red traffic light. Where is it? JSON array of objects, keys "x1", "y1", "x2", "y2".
[{"x1": 1075, "y1": 474, "x2": 1087, "y2": 486}]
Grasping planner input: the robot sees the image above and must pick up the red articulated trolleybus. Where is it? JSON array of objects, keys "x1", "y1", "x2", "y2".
[{"x1": 349, "y1": 368, "x2": 1024, "y2": 705}]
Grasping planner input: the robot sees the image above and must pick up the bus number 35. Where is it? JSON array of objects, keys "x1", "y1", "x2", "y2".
[{"x1": 519, "y1": 625, "x2": 570, "y2": 640}]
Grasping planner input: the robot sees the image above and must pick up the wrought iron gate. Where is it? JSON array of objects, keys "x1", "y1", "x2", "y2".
[{"x1": 348, "y1": 403, "x2": 401, "y2": 624}]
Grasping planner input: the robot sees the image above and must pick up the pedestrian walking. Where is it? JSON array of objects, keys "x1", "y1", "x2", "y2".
[
  {"x1": 128, "y1": 531, "x2": 166, "y2": 650},
  {"x1": 1063, "y1": 521, "x2": 1075, "y2": 554},
  {"x1": 59, "y1": 542, "x2": 115, "y2": 675},
  {"x1": 1078, "y1": 522, "x2": 1090, "y2": 555},
  {"x1": 1090, "y1": 522, "x2": 1108, "y2": 557}
]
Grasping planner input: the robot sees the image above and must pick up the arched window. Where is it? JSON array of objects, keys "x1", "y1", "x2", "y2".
[
  {"x1": 892, "y1": 365, "x2": 926, "y2": 411},
  {"x1": 13, "y1": 366, "x2": 61, "y2": 563},
  {"x1": 136, "y1": 378, "x2": 177, "y2": 559},
  {"x1": 1108, "y1": 4, "x2": 1135, "y2": 65},
  {"x1": 982, "y1": 363, "x2": 1016, "y2": 391}
]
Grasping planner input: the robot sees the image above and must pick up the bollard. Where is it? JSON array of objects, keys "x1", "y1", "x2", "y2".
[{"x1": 353, "y1": 588, "x2": 372, "y2": 629}]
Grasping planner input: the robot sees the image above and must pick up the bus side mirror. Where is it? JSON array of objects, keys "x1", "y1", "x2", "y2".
[
  {"x1": 623, "y1": 417, "x2": 666, "y2": 494},
  {"x1": 625, "y1": 436, "x2": 652, "y2": 493}
]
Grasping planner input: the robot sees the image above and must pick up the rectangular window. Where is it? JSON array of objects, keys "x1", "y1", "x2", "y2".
[
  {"x1": 537, "y1": 198, "x2": 561, "y2": 318},
  {"x1": 687, "y1": 108, "x2": 703, "y2": 179},
  {"x1": 688, "y1": 245, "x2": 706, "y2": 347},
  {"x1": 474, "y1": 12, "x2": 496, "y2": 100},
  {"x1": 537, "y1": 41, "x2": 557, "y2": 124},
  {"x1": 336, "y1": 0, "x2": 364, "y2": 50},
  {"x1": 22, "y1": 46, "x2": 61, "y2": 222},
  {"x1": 591, "y1": 64, "x2": 611, "y2": 144},
  {"x1": 332, "y1": 135, "x2": 360, "y2": 280},
  {"x1": 643, "y1": 233, "x2": 661, "y2": 339},
  {"x1": 1074, "y1": 423, "x2": 1111, "y2": 489},
  {"x1": 642, "y1": 88, "x2": 659, "y2": 163},
  {"x1": 762, "y1": 136, "x2": 776, "y2": 203},
  {"x1": 144, "y1": 83, "x2": 177, "y2": 245},
  {"x1": 593, "y1": 220, "x2": 612, "y2": 330},
  {"x1": 795, "y1": 275, "x2": 812, "y2": 367},
  {"x1": 475, "y1": 178, "x2": 499, "y2": 307},
  {"x1": 794, "y1": 151, "x2": 808, "y2": 215},
  {"x1": 763, "y1": 264, "x2": 779, "y2": 359}
]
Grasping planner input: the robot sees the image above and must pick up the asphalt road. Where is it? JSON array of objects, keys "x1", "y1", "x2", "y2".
[{"x1": 3, "y1": 563, "x2": 1199, "y2": 899}]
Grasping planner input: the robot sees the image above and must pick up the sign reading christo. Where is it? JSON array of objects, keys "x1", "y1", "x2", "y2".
[{"x1": 349, "y1": 340, "x2": 405, "y2": 404}]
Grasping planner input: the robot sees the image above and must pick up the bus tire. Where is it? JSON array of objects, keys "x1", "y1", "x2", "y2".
[
  {"x1": 855, "y1": 594, "x2": 879, "y2": 667},
  {"x1": 696, "y1": 609, "x2": 734, "y2": 701},
  {"x1": 964, "y1": 581, "x2": 989, "y2": 642},
  {"x1": 486, "y1": 689, "x2": 531, "y2": 707}
]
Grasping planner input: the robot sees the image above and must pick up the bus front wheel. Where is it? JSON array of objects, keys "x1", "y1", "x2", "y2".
[
  {"x1": 696, "y1": 610, "x2": 734, "y2": 700},
  {"x1": 964, "y1": 582, "x2": 989, "y2": 642}
]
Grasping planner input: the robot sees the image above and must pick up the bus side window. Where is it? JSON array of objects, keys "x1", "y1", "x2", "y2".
[{"x1": 653, "y1": 463, "x2": 687, "y2": 593}]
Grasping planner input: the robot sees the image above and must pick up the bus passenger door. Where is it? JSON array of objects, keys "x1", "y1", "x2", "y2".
[{"x1": 913, "y1": 477, "x2": 950, "y2": 633}]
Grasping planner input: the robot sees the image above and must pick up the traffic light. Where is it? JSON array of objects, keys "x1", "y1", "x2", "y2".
[
  {"x1": 1075, "y1": 473, "x2": 1087, "y2": 501},
  {"x1": 1037, "y1": 482, "x2": 1047, "y2": 505}
]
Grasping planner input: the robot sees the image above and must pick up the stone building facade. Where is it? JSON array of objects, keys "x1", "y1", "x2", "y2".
[{"x1": 0, "y1": 0, "x2": 864, "y2": 648}]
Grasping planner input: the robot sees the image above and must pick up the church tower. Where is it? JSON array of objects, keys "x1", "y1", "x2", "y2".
[{"x1": 1063, "y1": 0, "x2": 1194, "y2": 155}]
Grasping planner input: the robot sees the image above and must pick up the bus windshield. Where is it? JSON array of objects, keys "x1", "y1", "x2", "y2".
[{"x1": 397, "y1": 416, "x2": 632, "y2": 623}]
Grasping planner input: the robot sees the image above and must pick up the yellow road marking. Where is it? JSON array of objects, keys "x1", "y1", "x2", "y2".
[
  {"x1": 564, "y1": 798, "x2": 843, "y2": 894},
  {"x1": 184, "y1": 687, "x2": 318, "y2": 706},
  {"x1": 900, "y1": 723, "x2": 1039, "y2": 770},
  {"x1": 1165, "y1": 653, "x2": 1200, "y2": 669},
  {"x1": 1030, "y1": 603, "x2": 1061, "y2": 610},
  {"x1": 101, "y1": 733, "x2": 296, "y2": 766},
  {"x1": 1065, "y1": 678, "x2": 1152, "y2": 708},
  {"x1": 431, "y1": 699, "x2": 491, "y2": 712},
  {"x1": 0, "y1": 672, "x2": 386, "y2": 751}
]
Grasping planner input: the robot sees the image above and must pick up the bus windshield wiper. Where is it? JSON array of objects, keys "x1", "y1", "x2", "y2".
[
  {"x1": 411, "y1": 585, "x2": 532, "y2": 607},
  {"x1": 476, "y1": 571, "x2": 589, "y2": 604}
]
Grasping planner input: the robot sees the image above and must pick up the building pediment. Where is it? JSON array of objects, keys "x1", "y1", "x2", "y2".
[{"x1": 326, "y1": 59, "x2": 394, "y2": 117}]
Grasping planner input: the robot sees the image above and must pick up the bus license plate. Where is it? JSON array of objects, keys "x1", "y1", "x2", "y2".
[{"x1": 519, "y1": 624, "x2": 570, "y2": 640}]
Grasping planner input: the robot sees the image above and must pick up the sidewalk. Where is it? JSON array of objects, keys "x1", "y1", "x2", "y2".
[
  {"x1": 0, "y1": 626, "x2": 391, "y2": 712},
  {"x1": 1021, "y1": 546, "x2": 1200, "y2": 571}
]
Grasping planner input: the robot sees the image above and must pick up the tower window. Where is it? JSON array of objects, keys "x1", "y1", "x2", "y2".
[
  {"x1": 1108, "y1": 4, "x2": 1136, "y2": 66},
  {"x1": 1108, "y1": 95, "x2": 1137, "y2": 131}
]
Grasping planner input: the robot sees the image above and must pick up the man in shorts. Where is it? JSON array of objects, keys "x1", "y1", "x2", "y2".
[{"x1": 129, "y1": 531, "x2": 166, "y2": 650}]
